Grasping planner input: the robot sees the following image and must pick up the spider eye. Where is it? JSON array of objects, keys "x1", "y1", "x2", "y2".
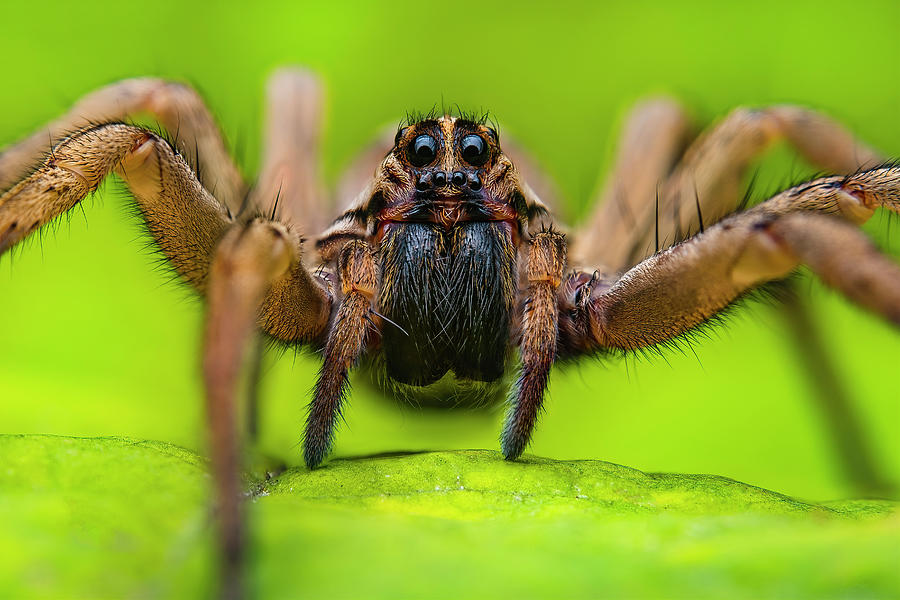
[
  {"x1": 461, "y1": 134, "x2": 488, "y2": 166},
  {"x1": 407, "y1": 134, "x2": 438, "y2": 167}
]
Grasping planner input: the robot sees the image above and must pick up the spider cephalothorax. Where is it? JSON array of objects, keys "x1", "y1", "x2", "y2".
[
  {"x1": 306, "y1": 113, "x2": 557, "y2": 467},
  {"x1": 319, "y1": 116, "x2": 539, "y2": 393},
  {"x1": 2, "y1": 68, "x2": 900, "y2": 598}
]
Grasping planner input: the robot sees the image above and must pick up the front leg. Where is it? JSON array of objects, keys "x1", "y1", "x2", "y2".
[
  {"x1": 304, "y1": 240, "x2": 377, "y2": 468},
  {"x1": 502, "y1": 230, "x2": 567, "y2": 460}
]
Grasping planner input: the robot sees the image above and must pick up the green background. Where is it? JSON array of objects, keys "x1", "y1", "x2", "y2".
[{"x1": 1, "y1": 0, "x2": 899, "y2": 570}]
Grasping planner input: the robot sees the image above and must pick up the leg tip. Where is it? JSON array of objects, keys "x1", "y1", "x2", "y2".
[
  {"x1": 303, "y1": 437, "x2": 329, "y2": 470},
  {"x1": 500, "y1": 434, "x2": 527, "y2": 462},
  {"x1": 303, "y1": 449, "x2": 325, "y2": 470}
]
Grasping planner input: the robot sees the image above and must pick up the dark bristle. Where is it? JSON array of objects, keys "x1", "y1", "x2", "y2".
[
  {"x1": 402, "y1": 106, "x2": 495, "y2": 129},
  {"x1": 694, "y1": 184, "x2": 705, "y2": 234},
  {"x1": 738, "y1": 167, "x2": 760, "y2": 212},
  {"x1": 270, "y1": 183, "x2": 283, "y2": 221},
  {"x1": 654, "y1": 187, "x2": 660, "y2": 254},
  {"x1": 403, "y1": 106, "x2": 439, "y2": 127}
]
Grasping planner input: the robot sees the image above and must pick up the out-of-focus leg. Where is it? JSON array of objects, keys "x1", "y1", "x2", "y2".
[
  {"x1": 571, "y1": 98, "x2": 691, "y2": 270},
  {"x1": 202, "y1": 218, "x2": 297, "y2": 599},
  {"x1": 251, "y1": 67, "x2": 328, "y2": 232},
  {"x1": 248, "y1": 68, "x2": 335, "y2": 344},
  {"x1": 626, "y1": 105, "x2": 884, "y2": 266},
  {"x1": 778, "y1": 286, "x2": 896, "y2": 497},
  {"x1": 0, "y1": 116, "x2": 335, "y2": 599}
]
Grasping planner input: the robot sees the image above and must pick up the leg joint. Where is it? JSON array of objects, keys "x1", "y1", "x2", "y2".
[
  {"x1": 338, "y1": 239, "x2": 377, "y2": 297},
  {"x1": 527, "y1": 230, "x2": 567, "y2": 286}
]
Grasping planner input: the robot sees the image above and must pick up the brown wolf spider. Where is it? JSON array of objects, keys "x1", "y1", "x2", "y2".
[{"x1": 2, "y1": 67, "x2": 899, "y2": 597}]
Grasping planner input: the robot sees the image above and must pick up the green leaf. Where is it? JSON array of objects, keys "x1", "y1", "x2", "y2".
[
  {"x1": 1, "y1": 435, "x2": 897, "y2": 599},
  {"x1": 0, "y1": 435, "x2": 214, "y2": 599}
]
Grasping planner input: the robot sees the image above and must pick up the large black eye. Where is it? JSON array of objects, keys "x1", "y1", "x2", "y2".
[
  {"x1": 407, "y1": 134, "x2": 438, "y2": 167},
  {"x1": 461, "y1": 134, "x2": 488, "y2": 166}
]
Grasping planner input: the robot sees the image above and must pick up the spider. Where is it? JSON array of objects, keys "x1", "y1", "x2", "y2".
[{"x1": 2, "y1": 67, "x2": 899, "y2": 598}]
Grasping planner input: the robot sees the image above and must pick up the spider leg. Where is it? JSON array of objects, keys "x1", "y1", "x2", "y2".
[
  {"x1": 251, "y1": 67, "x2": 328, "y2": 232},
  {"x1": 778, "y1": 279, "x2": 897, "y2": 497},
  {"x1": 0, "y1": 78, "x2": 246, "y2": 212},
  {"x1": 249, "y1": 69, "x2": 336, "y2": 344},
  {"x1": 572, "y1": 98, "x2": 691, "y2": 270},
  {"x1": 502, "y1": 230, "x2": 567, "y2": 460},
  {"x1": 0, "y1": 124, "x2": 229, "y2": 285},
  {"x1": 574, "y1": 103, "x2": 885, "y2": 272},
  {"x1": 0, "y1": 124, "x2": 242, "y2": 599},
  {"x1": 770, "y1": 212, "x2": 900, "y2": 321},
  {"x1": 304, "y1": 240, "x2": 376, "y2": 468},
  {"x1": 628, "y1": 105, "x2": 884, "y2": 267},
  {"x1": 202, "y1": 218, "x2": 296, "y2": 600},
  {"x1": 207, "y1": 65, "x2": 340, "y2": 590},
  {"x1": 561, "y1": 167, "x2": 900, "y2": 356}
]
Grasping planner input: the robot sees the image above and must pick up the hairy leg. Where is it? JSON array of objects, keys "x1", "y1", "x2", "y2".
[
  {"x1": 0, "y1": 123, "x2": 242, "y2": 598},
  {"x1": 571, "y1": 105, "x2": 890, "y2": 490},
  {"x1": 250, "y1": 69, "x2": 335, "y2": 342},
  {"x1": 0, "y1": 78, "x2": 246, "y2": 212},
  {"x1": 561, "y1": 167, "x2": 900, "y2": 355},
  {"x1": 502, "y1": 230, "x2": 567, "y2": 460},
  {"x1": 0, "y1": 121, "x2": 332, "y2": 339},
  {"x1": 204, "y1": 78, "x2": 340, "y2": 588},
  {"x1": 595, "y1": 105, "x2": 887, "y2": 493},
  {"x1": 304, "y1": 240, "x2": 376, "y2": 468},
  {"x1": 0, "y1": 124, "x2": 230, "y2": 286},
  {"x1": 627, "y1": 105, "x2": 883, "y2": 266}
]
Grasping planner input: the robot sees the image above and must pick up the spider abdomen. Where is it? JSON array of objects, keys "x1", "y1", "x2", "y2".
[{"x1": 377, "y1": 221, "x2": 517, "y2": 387}]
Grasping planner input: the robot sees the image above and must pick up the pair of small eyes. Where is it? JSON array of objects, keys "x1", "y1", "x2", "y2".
[{"x1": 407, "y1": 134, "x2": 489, "y2": 168}]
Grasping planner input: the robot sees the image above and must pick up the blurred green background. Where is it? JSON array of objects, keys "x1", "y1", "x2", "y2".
[{"x1": 1, "y1": 0, "x2": 899, "y2": 505}]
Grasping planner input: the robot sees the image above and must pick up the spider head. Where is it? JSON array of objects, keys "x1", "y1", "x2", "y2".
[{"x1": 372, "y1": 115, "x2": 524, "y2": 229}]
